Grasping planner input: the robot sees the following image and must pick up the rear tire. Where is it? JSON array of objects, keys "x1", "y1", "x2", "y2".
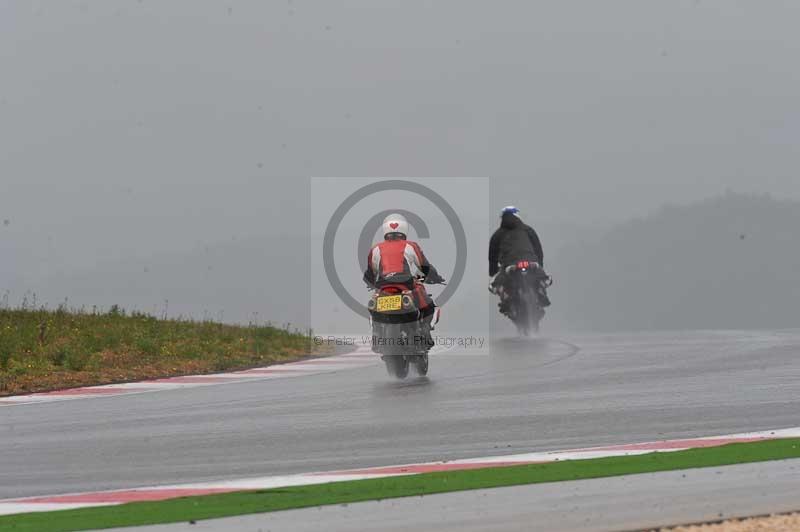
[
  {"x1": 384, "y1": 354, "x2": 410, "y2": 379},
  {"x1": 512, "y1": 283, "x2": 542, "y2": 337},
  {"x1": 511, "y1": 287, "x2": 528, "y2": 336},
  {"x1": 525, "y1": 290, "x2": 542, "y2": 335}
]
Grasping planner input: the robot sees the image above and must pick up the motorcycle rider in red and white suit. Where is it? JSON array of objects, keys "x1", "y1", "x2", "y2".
[{"x1": 363, "y1": 213, "x2": 445, "y2": 349}]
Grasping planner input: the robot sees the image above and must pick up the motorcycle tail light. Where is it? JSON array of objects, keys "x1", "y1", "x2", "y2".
[{"x1": 517, "y1": 260, "x2": 530, "y2": 270}]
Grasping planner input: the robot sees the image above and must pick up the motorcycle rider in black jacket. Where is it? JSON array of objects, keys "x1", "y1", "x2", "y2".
[{"x1": 489, "y1": 206, "x2": 551, "y2": 314}]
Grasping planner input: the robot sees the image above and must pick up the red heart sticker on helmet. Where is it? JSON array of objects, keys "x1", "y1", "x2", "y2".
[{"x1": 389, "y1": 222, "x2": 399, "y2": 229}]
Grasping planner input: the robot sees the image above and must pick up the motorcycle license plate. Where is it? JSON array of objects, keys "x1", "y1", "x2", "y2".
[{"x1": 376, "y1": 295, "x2": 402, "y2": 312}]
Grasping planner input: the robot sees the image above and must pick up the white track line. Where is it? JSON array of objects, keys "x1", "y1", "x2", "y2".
[
  {"x1": 1, "y1": 427, "x2": 797, "y2": 517},
  {"x1": 0, "y1": 342, "x2": 378, "y2": 406},
  {"x1": 0, "y1": 340, "x2": 454, "y2": 407}
]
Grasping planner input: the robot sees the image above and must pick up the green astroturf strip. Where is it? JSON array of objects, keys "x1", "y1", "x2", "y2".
[{"x1": 2, "y1": 438, "x2": 799, "y2": 532}]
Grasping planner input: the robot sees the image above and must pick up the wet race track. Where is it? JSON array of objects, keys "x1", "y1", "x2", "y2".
[{"x1": 3, "y1": 329, "x2": 800, "y2": 502}]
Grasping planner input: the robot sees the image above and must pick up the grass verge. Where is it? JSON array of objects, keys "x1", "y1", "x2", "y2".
[
  {"x1": 0, "y1": 307, "x2": 326, "y2": 396},
  {"x1": 2, "y1": 439, "x2": 799, "y2": 532}
]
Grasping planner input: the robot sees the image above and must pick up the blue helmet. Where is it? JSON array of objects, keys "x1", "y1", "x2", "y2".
[{"x1": 500, "y1": 206, "x2": 521, "y2": 218}]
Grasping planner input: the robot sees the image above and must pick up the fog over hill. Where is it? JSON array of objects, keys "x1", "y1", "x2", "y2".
[
  {"x1": 12, "y1": 192, "x2": 799, "y2": 335},
  {"x1": 549, "y1": 193, "x2": 800, "y2": 332}
]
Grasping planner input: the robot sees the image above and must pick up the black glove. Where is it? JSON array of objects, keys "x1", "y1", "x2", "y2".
[
  {"x1": 425, "y1": 273, "x2": 445, "y2": 284},
  {"x1": 424, "y1": 266, "x2": 446, "y2": 284}
]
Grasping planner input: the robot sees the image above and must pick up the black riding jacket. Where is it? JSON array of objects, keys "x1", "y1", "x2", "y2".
[{"x1": 488, "y1": 213, "x2": 544, "y2": 276}]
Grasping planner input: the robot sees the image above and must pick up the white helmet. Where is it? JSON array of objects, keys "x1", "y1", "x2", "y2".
[{"x1": 382, "y1": 213, "x2": 408, "y2": 239}]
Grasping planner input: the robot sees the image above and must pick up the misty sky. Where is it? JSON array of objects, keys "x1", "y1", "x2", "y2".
[{"x1": 2, "y1": 1, "x2": 799, "y2": 325}]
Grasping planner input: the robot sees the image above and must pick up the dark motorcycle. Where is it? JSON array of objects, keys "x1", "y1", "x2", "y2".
[
  {"x1": 368, "y1": 276, "x2": 442, "y2": 379},
  {"x1": 499, "y1": 260, "x2": 551, "y2": 336}
]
